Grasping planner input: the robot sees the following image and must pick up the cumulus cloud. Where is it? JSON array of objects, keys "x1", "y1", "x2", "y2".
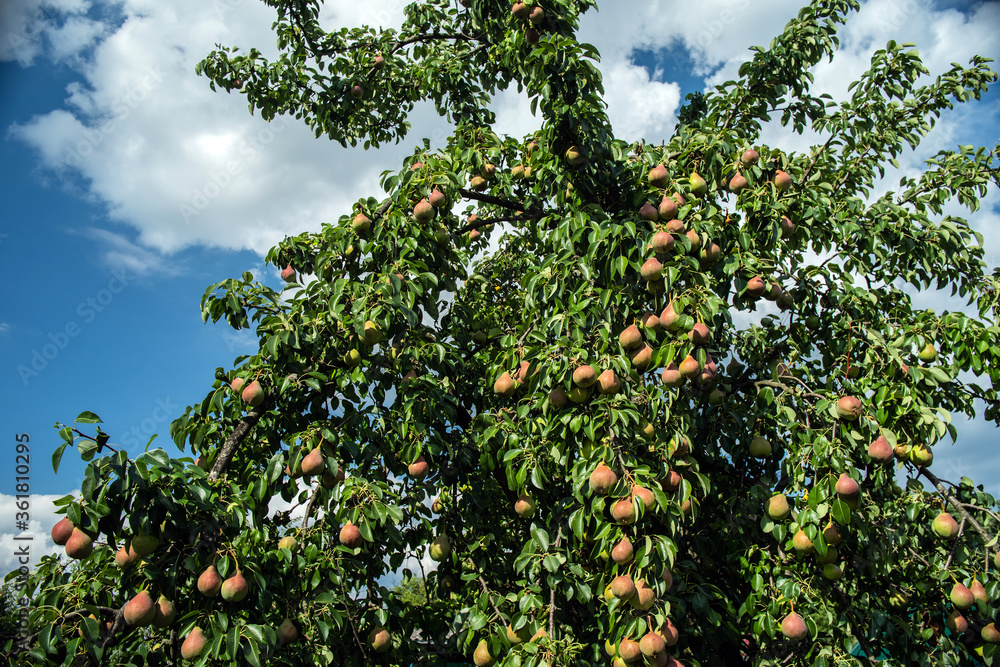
[{"x1": 0, "y1": 494, "x2": 71, "y2": 572}]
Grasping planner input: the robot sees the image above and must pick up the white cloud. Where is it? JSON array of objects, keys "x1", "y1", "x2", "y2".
[
  {"x1": 0, "y1": 494, "x2": 71, "y2": 571},
  {"x1": 0, "y1": 0, "x2": 100, "y2": 65}
]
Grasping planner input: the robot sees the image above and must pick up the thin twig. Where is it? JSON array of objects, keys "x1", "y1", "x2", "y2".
[
  {"x1": 548, "y1": 527, "x2": 563, "y2": 638},
  {"x1": 478, "y1": 576, "x2": 505, "y2": 620}
]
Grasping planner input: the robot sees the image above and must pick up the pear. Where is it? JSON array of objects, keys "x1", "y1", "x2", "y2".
[
  {"x1": 765, "y1": 494, "x2": 791, "y2": 520},
  {"x1": 473, "y1": 640, "x2": 495, "y2": 667},
  {"x1": 428, "y1": 188, "x2": 446, "y2": 208},
  {"x1": 278, "y1": 535, "x2": 297, "y2": 551},
  {"x1": 530, "y1": 627, "x2": 548, "y2": 643},
  {"x1": 429, "y1": 535, "x2": 451, "y2": 561},
  {"x1": 611, "y1": 537, "x2": 634, "y2": 565},
  {"x1": 548, "y1": 387, "x2": 568, "y2": 408},
  {"x1": 618, "y1": 637, "x2": 641, "y2": 662},
  {"x1": 835, "y1": 473, "x2": 859, "y2": 500},
  {"x1": 815, "y1": 546, "x2": 838, "y2": 565},
  {"x1": 619, "y1": 324, "x2": 643, "y2": 350},
  {"x1": 628, "y1": 343, "x2": 653, "y2": 370},
  {"x1": 565, "y1": 145, "x2": 585, "y2": 166},
  {"x1": 507, "y1": 624, "x2": 531, "y2": 644},
  {"x1": 611, "y1": 574, "x2": 636, "y2": 599},
  {"x1": 640, "y1": 310, "x2": 661, "y2": 330},
  {"x1": 970, "y1": 579, "x2": 988, "y2": 604},
  {"x1": 741, "y1": 149, "x2": 759, "y2": 165},
  {"x1": 658, "y1": 195, "x2": 679, "y2": 220},
  {"x1": 181, "y1": 627, "x2": 208, "y2": 660},
  {"x1": 407, "y1": 455, "x2": 429, "y2": 479},
  {"x1": 661, "y1": 363, "x2": 683, "y2": 387},
  {"x1": 351, "y1": 213, "x2": 371, "y2": 233},
  {"x1": 662, "y1": 568, "x2": 674, "y2": 591},
  {"x1": 115, "y1": 545, "x2": 141, "y2": 569},
  {"x1": 749, "y1": 436, "x2": 772, "y2": 458},
  {"x1": 773, "y1": 170, "x2": 792, "y2": 192},
  {"x1": 659, "y1": 303, "x2": 681, "y2": 330},
  {"x1": 493, "y1": 372, "x2": 516, "y2": 397},
  {"x1": 685, "y1": 229, "x2": 702, "y2": 254},
  {"x1": 301, "y1": 447, "x2": 325, "y2": 477},
  {"x1": 277, "y1": 618, "x2": 299, "y2": 644},
  {"x1": 909, "y1": 444, "x2": 933, "y2": 467},
  {"x1": 514, "y1": 494, "x2": 535, "y2": 518},
  {"x1": 572, "y1": 365, "x2": 597, "y2": 387},
  {"x1": 611, "y1": 498, "x2": 636, "y2": 525},
  {"x1": 197, "y1": 565, "x2": 223, "y2": 597},
  {"x1": 413, "y1": 199, "x2": 435, "y2": 222},
  {"x1": 339, "y1": 521, "x2": 363, "y2": 549},
  {"x1": 65, "y1": 528, "x2": 94, "y2": 559},
  {"x1": 665, "y1": 218, "x2": 685, "y2": 234},
  {"x1": 151, "y1": 595, "x2": 176, "y2": 628},
  {"x1": 868, "y1": 435, "x2": 893, "y2": 463},
  {"x1": 728, "y1": 172, "x2": 747, "y2": 193},
  {"x1": 633, "y1": 486, "x2": 655, "y2": 511},
  {"x1": 689, "y1": 172, "x2": 708, "y2": 197},
  {"x1": 931, "y1": 512, "x2": 959, "y2": 539},
  {"x1": 917, "y1": 343, "x2": 937, "y2": 362},
  {"x1": 746, "y1": 275, "x2": 766, "y2": 298},
  {"x1": 343, "y1": 348, "x2": 362, "y2": 367},
  {"x1": 589, "y1": 464, "x2": 618, "y2": 495},
  {"x1": 779, "y1": 215, "x2": 795, "y2": 237},
  {"x1": 567, "y1": 385, "x2": 590, "y2": 403},
  {"x1": 639, "y1": 631, "x2": 666, "y2": 658},
  {"x1": 835, "y1": 396, "x2": 862, "y2": 421},
  {"x1": 639, "y1": 202, "x2": 659, "y2": 221},
  {"x1": 350, "y1": 84, "x2": 364, "y2": 98},
  {"x1": 524, "y1": 27, "x2": 540, "y2": 43},
  {"x1": 363, "y1": 319, "x2": 382, "y2": 345},
  {"x1": 511, "y1": 2, "x2": 529, "y2": 19},
  {"x1": 678, "y1": 355, "x2": 701, "y2": 379},
  {"x1": 822, "y1": 564, "x2": 842, "y2": 581},
  {"x1": 648, "y1": 164, "x2": 668, "y2": 188},
  {"x1": 688, "y1": 323, "x2": 712, "y2": 345},
  {"x1": 368, "y1": 627, "x2": 391, "y2": 652},
  {"x1": 241, "y1": 380, "x2": 265, "y2": 407},
  {"x1": 640, "y1": 257, "x2": 663, "y2": 281},
  {"x1": 982, "y1": 623, "x2": 1000, "y2": 644},
  {"x1": 792, "y1": 529, "x2": 814, "y2": 553},
  {"x1": 470, "y1": 175, "x2": 487, "y2": 191},
  {"x1": 700, "y1": 242, "x2": 721, "y2": 264},
  {"x1": 950, "y1": 582, "x2": 974, "y2": 609},
  {"x1": 221, "y1": 570, "x2": 249, "y2": 602},
  {"x1": 780, "y1": 612, "x2": 807, "y2": 640},
  {"x1": 823, "y1": 524, "x2": 842, "y2": 546},
  {"x1": 280, "y1": 264, "x2": 296, "y2": 282},
  {"x1": 597, "y1": 369, "x2": 621, "y2": 394},
  {"x1": 630, "y1": 579, "x2": 655, "y2": 610},
  {"x1": 945, "y1": 609, "x2": 968, "y2": 633},
  {"x1": 651, "y1": 230, "x2": 674, "y2": 253},
  {"x1": 528, "y1": 5, "x2": 544, "y2": 24},
  {"x1": 123, "y1": 590, "x2": 157, "y2": 627}
]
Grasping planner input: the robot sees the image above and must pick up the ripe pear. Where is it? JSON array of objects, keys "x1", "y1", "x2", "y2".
[
  {"x1": 473, "y1": 640, "x2": 495, "y2": 667},
  {"x1": 611, "y1": 498, "x2": 636, "y2": 525},
  {"x1": 728, "y1": 172, "x2": 747, "y2": 193},
  {"x1": 689, "y1": 172, "x2": 708, "y2": 197},
  {"x1": 611, "y1": 537, "x2": 634, "y2": 564},
  {"x1": 678, "y1": 355, "x2": 701, "y2": 379},
  {"x1": 639, "y1": 202, "x2": 659, "y2": 221},
  {"x1": 151, "y1": 595, "x2": 176, "y2": 628},
  {"x1": 339, "y1": 522, "x2": 363, "y2": 549},
  {"x1": 343, "y1": 348, "x2": 362, "y2": 367},
  {"x1": 597, "y1": 369, "x2": 621, "y2": 394},
  {"x1": 868, "y1": 435, "x2": 893, "y2": 463},
  {"x1": 658, "y1": 195, "x2": 679, "y2": 220},
  {"x1": 688, "y1": 323, "x2": 712, "y2": 345},
  {"x1": 781, "y1": 612, "x2": 807, "y2": 640},
  {"x1": 640, "y1": 631, "x2": 666, "y2": 658},
  {"x1": 835, "y1": 396, "x2": 862, "y2": 421},
  {"x1": 65, "y1": 528, "x2": 94, "y2": 559},
  {"x1": 565, "y1": 145, "x2": 585, "y2": 166},
  {"x1": 493, "y1": 372, "x2": 516, "y2": 396},
  {"x1": 773, "y1": 170, "x2": 792, "y2": 192},
  {"x1": 611, "y1": 574, "x2": 636, "y2": 600},
  {"x1": 241, "y1": 380, "x2": 265, "y2": 407},
  {"x1": 363, "y1": 320, "x2": 383, "y2": 345},
  {"x1": 932, "y1": 512, "x2": 959, "y2": 539},
  {"x1": 746, "y1": 275, "x2": 766, "y2": 298},
  {"x1": 951, "y1": 582, "x2": 974, "y2": 609},
  {"x1": 507, "y1": 623, "x2": 531, "y2": 644},
  {"x1": 590, "y1": 464, "x2": 618, "y2": 495},
  {"x1": 641, "y1": 257, "x2": 663, "y2": 281},
  {"x1": 573, "y1": 365, "x2": 597, "y2": 388},
  {"x1": 630, "y1": 579, "x2": 655, "y2": 610},
  {"x1": 618, "y1": 637, "x2": 641, "y2": 662},
  {"x1": 278, "y1": 535, "x2": 297, "y2": 551},
  {"x1": 407, "y1": 455, "x2": 429, "y2": 479},
  {"x1": 663, "y1": 470, "x2": 682, "y2": 492},
  {"x1": 524, "y1": 27, "x2": 540, "y2": 43},
  {"x1": 665, "y1": 218, "x2": 685, "y2": 234},
  {"x1": 765, "y1": 494, "x2": 791, "y2": 520},
  {"x1": 413, "y1": 199, "x2": 435, "y2": 223},
  {"x1": 700, "y1": 242, "x2": 721, "y2": 264},
  {"x1": 661, "y1": 363, "x2": 683, "y2": 387},
  {"x1": 51, "y1": 517, "x2": 74, "y2": 546},
  {"x1": 945, "y1": 609, "x2": 968, "y2": 633},
  {"x1": 428, "y1": 188, "x2": 447, "y2": 208},
  {"x1": 124, "y1": 590, "x2": 157, "y2": 627},
  {"x1": 197, "y1": 565, "x2": 223, "y2": 597},
  {"x1": 741, "y1": 149, "x2": 759, "y2": 165},
  {"x1": 548, "y1": 387, "x2": 568, "y2": 408},
  {"x1": 511, "y1": 2, "x2": 529, "y2": 19},
  {"x1": 917, "y1": 343, "x2": 937, "y2": 362},
  {"x1": 280, "y1": 264, "x2": 296, "y2": 282},
  {"x1": 301, "y1": 447, "x2": 325, "y2": 477},
  {"x1": 982, "y1": 623, "x2": 1000, "y2": 644},
  {"x1": 633, "y1": 486, "x2": 655, "y2": 511},
  {"x1": 470, "y1": 175, "x2": 487, "y2": 191},
  {"x1": 792, "y1": 529, "x2": 814, "y2": 553},
  {"x1": 351, "y1": 213, "x2": 372, "y2": 233},
  {"x1": 221, "y1": 570, "x2": 249, "y2": 602},
  {"x1": 970, "y1": 579, "x2": 988, "y2": 604},
  {"x1": 823, "y1": 524, "x2": 842, "y2": 546},
  {"x1": 181, "y1": 627, "x2": 208, "y2": 660},
  {"x1": 659, "y1": 303, "x2": 681, "y2": 330},
  {"x1": 115, "y1": 545, "x2": 141, "y2": 569},
  {"x1": 530, "y1": 627, "x2": 548, "y2": 643},
  {"x1": 835, "y1": 473, "x2": 859, "y2": 500},
  {"x1": 749, "y1": 436, "x2": 772, "y2": 458},
  {"x1": 648, "y1": 164, "x2": 668, "y2": 188},
  {"x1": 661, "y1": 568, "x2": 674, "y2": 591},
  {"x1": 779, "y1": 215, "x2": 795, "y2": 237},
  {"x1": 685, "y1": 229, "x2": 702, "y2": 253},
  {"x1": 528, "y1": 5, "x2": 545, "y2": 24},
  {"x1": 277, "y1": 618, "x2": 299, "y2": 644},
  {"x1": 368, "y1": 627, "x2": 391, "y2": 652},
  {"x1": 619, "y1": 324, "x2": 643, "y2": 350},
  {"x1": 640, "y1": 310, "x2": 660, "y2": 329},
  {"x1": 350, "y1": 84, "x2": 364, "y2": 98},
  {"x1": 429, "y1": 535, "x2": 451, "y2": 561},
  {"x1": 514, "y1": 494, "x2": 535, "y2": 518}
]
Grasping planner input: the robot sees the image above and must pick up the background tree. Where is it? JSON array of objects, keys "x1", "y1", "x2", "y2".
[{"x1": 6, "y1": 0, "x2": 1000, "y2": 666}]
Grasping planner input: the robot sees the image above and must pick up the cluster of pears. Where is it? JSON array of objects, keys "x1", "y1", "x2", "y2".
[
  {"x1": 231, "y1": 376, "x2": 266, "y2": 408},
  {"x1": 511, "y1": 1, "x2": 545, "y2": 44},
  {"x1": 51, "y1": 516, "x2": 96, "y2": 560},
  {"x1": 589, "y1": 464, "x2": 658, "y2": 527},
  {"x1": 617, "y1": 315, "x2": 721, "y2": 402}
]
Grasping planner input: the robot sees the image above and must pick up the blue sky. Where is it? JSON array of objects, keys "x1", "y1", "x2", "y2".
[{"x1": 0, "y1": 0, "x2": 999, "y2": 570}]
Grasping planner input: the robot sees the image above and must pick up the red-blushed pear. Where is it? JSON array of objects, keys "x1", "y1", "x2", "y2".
[
  {"x1": 528, "y1": 5, "x2": 544, "y2": 24},
  {"x1": 611, "y1": 537, "x2": 634, "y2": 565},
  {"x1": 368, "y1": 627, "x2": 391, "y2": 653},
  {"x1": 699, "y1": 242, "x2": 721, "y2": 264},
  {"x1": 640, "y1": 311, "x2": 660, "y2": 330},
  {"x1": 611, "y1": 574, "x2": 636, "y2": 600},
  {"x1": 221, "y1": 570, "x2": 249, "y2": 602},
  {"x1": 663, "y1": 470, "x2": 682, "y2": 492},
  {"x1": 123, "y1": 590, "x2": 157, "y2": 627},
  {"x1": 633, "y1": 485, "x2": 655, "y2": 511},
  {"x1": 618, "y1": 637, "x2": 641, "y2": 662},
  {"x1": 749, "y1": 436, "x2": 772, "y2": 458},
  {"x1": 512, "y1": 360, "x2": 533, "y2": 387},
  {"x1": 413, "y1": 198, "x2": 435, "y2": 223},
  {"x1": 530, "y1": 627, "x2": 548, "y2": 643},
  {"x1": 280, "y1": 264, "x2": 296, "y2": 282},
  {"x1": 746, "y1": 275, "x2": 766, "y2": 298},
  {"x1": 115, "y1": 545, "x2": 141, "y2": 569},
  {"x1": 658, "y1": 195, "x2": 679, "y2": 220},
  {"x1": 651, "y1": 230, "x2": 673, "y2": 253},
  {"x1": 835, "y1": 395, "x2": 862, "y2": 421},
  {"x1": 630, "y1": 344, "x2": 653, "y2": 371},
  {"x1": 181, "y1": 627, "x2": 208, "y2": 660},
  {"x1": 688, "y1": 322, "x2": 711, "y2": 345},
  {"x1": 659, "y1": 302, "x2": 681, "y2": 330},
  {"x1": 473, "y1": 640, "x2": 496, "y2": 667},
  {"x1": 339, "y1": 521, "x2": 363, "y2": 549},
  {"x1": 301, "y1": 447, "x2": 325, "y2": 477},
  {"x1": 765, "y1": 494, "x2": 791, "y2": 520},
  {"x1": 277, "y1": 617, "x2": 299, "y2": 645},
  {"x1": 868, "y1": 435, "x2": 893, "y2": 463},
  {"x1": 951, "y1": 582, "x2": 974, "y2": 609},
  {"x1": 792, "y1": 529, "x2": 814, "y2": 553},
  {"x1": 351, "y1": 213, "x2": 371, "y2": 232},
  {"x1": 65, "y1": 528, "x2": 94, "y2": 559},
  {"x1": 773, "y1": 170, "x2": 792, "y2": 192},
  {"x1": 995, "y1": 551, "x2": 1000, "y2": 569},
  {"x1": 230, "y1": 377, "x2": 245, "y2": 393},
  {"x1": 151, "y1": 595, "x2": 176, "y2": 628},
  {"x1": 982, "y1": 623, "x2": 1000, "y2": 644},
  {"x1": 611, "y1": 498, "x2": 636, "y2": 525},
  {"x1": 51, "y1": 517, "x2": 73, "y2": 546},
  {"x1": 932, "y1": 512, "x2": 959, "y2": 539},
  {"x1": 639, "y1": 202, "x2": 659, "y2": 221},
  {"x1": 781, "y1": 612, "x2": 807, "y2": 640},
  {"x1": 657, "y1": 617, "x2": 679, "y2": 648},
  {"x1": 640, "y1": 631, "x2": 666, "y2": 658},
  {"x1": 665, "y1": 218, "x2": 685, "y2": 234},
  {"x1": 373, "y1": 54, "x2": 385, "y2": 69},
  {"x1": 619, "y1": 324, "x2": 643, "y2": 350},
  {"x1": 661, "y1": 363, "x2": 683, "y2": 387},
  {"x1": 428, "y1": 188, "x2": 446, "y2": 208},
  {"x1": 514, "y1": 494, "x2": 535, "y2": 518},
  {"x1": 241, "y1": 380, "x2": 265, "y2": 407},
  {"x1": 630, "y1": 579, "x2": 655, "y2": 610},
  {"x1": 678, "y1": 355, "x2": 701, "y2": 379},
  {"x1": 779, "y1": 215, "x2": 795, "y2": 237},
  {"x1": 970, "y1": 579, "x2": 988, "y2": 604},
  {"x1": 573, "y1": 364, "x2": 597, "y2": 387},
  {"x1": 597, "y1": 369, "x2": 621, "y2": 394},
  {"x1": 197, "y1": 565, "x2": 222, "y2": 597},
  {"x1": 350, "y1": 84, "x2": 364, "y2": 98},
  {"x1": 548, "y1": 387, "x2": 568, "y2": 408},
  {"x1": 835, "y1": 473, "x2": 860, "y2": 500},
  {"x1": 407, "y1": 455, "x2": 429, "y2": 479},
  {"x1": 511, "y1": 2, "x2": 529, "y2": 19},
  {"x1": 728, "y1": 172, "x2": 747, "y2": 193},
  {"x1": 662, "y1": 568, "x2": 674, "y2": 591},
  {"x1": 641, "y1": 257, "x2": 663, "y2": 281},
  {"x1": 684, "y1": 229, "x2": 702, "y2": 253},
  {"x1": 429, "y1": 535, "x2": 451, "y2": 561},
  {"x1": 648, "y1": 164, "x2": 668, "y2": 188},
  {"x1": 590, "y1": 464, "x2": 617, "y2": 495},
  {"x1": 493, "y1": 371, "x2": 516, "y2": 397},
  {"x1": 741, "y1": 148, "x2": 759, "y2": 165},
  {"x1": 946, "y1": 609, "x2": 968, "y2": 633}
]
